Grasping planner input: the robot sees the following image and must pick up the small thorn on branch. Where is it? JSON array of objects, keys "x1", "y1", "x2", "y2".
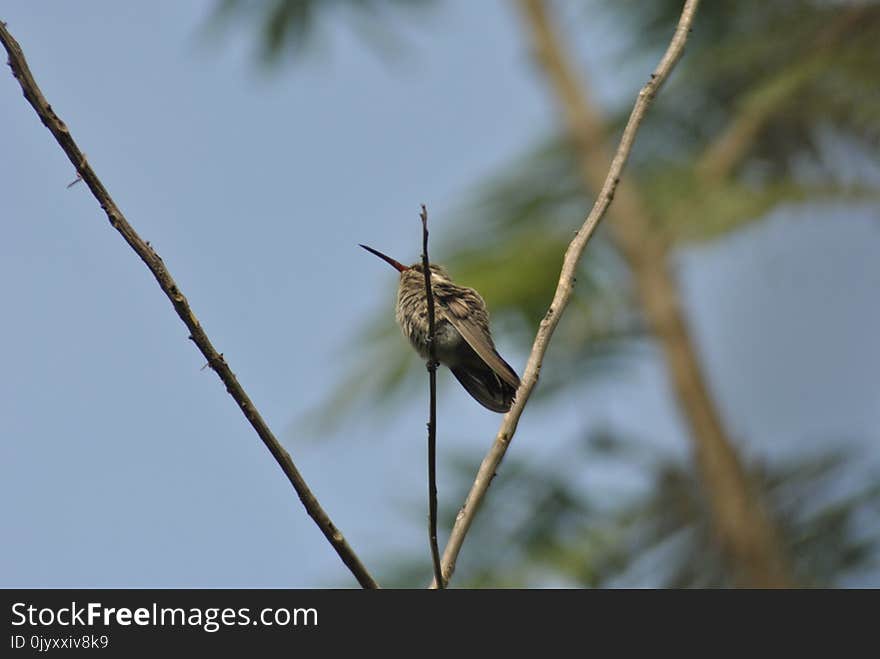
[{"x1": 200, "y1": 352, "x2": 224, "y2": 371}]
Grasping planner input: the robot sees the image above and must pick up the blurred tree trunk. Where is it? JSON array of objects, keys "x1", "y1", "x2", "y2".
[{"x1": 517, "y1": 0, "x2": 792, "y2": 588}]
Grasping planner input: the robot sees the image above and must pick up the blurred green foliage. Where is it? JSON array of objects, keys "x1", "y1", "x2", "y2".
[
  {"x1": 382, "y1": 434, "x2": 880, "y2": 588},
  {"x1": 218, "y1": 0, "x2": 880, "y2": 586},
  {"x1": 313, "y1": 0, "x2": 880, "y2": 418},
  {"x1": 208, "y1": 0, "x2": 435, "y2": 62}
]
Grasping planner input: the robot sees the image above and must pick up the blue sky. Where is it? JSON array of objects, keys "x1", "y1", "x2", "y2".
[{"x1": 2, "y1": 1, "x2": 878, "y2": 587}]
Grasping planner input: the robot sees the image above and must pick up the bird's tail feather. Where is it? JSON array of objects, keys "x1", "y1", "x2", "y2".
[{"x1": 450, "y1": 363, "x2": 517, "y2": 413}]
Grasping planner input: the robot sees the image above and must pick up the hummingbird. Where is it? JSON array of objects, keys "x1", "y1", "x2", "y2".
[{"x1": 360, "y1": 244, "x2": 521, "y2": 413}]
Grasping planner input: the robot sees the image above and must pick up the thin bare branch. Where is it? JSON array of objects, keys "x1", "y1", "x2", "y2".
[
  {"x1": 0, "y1": 20, "x2": 379, "y2": 589},
  {"x1": 432, "y1": 0, "x2": 702, "y2": 588},
  {"x1": 420, "y1": 204, "x2": 445, "y2": 589},
  {"x1": 515, "y1": 0, "x2": 793, "y2": 588},
  {"x1": 455, "y1": 0, "x2": 792, "y2": 588}
]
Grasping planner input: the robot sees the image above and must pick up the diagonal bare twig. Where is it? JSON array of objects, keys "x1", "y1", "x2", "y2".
[
  {"x1": 420, "y1": 204, "x2": 444, "y2": 589},
  {"x1": 431, "y1": 0, "x2": 702, "y2": 588},
  {"x1": 518, "y1": 0, "x2": 791, "y2": 588},
  {"x1": 0, "y1": 20, "x2": 379, "y2": 589}
]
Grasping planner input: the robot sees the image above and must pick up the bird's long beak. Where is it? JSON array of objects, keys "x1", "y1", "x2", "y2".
[{"x1": 359, "y1": 244, "x2": 409, "y2": 272}]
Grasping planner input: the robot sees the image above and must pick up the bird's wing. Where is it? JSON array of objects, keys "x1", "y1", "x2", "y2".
[{"x1": 437, "y1": 293, "x2": 521, "y2": 390}]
